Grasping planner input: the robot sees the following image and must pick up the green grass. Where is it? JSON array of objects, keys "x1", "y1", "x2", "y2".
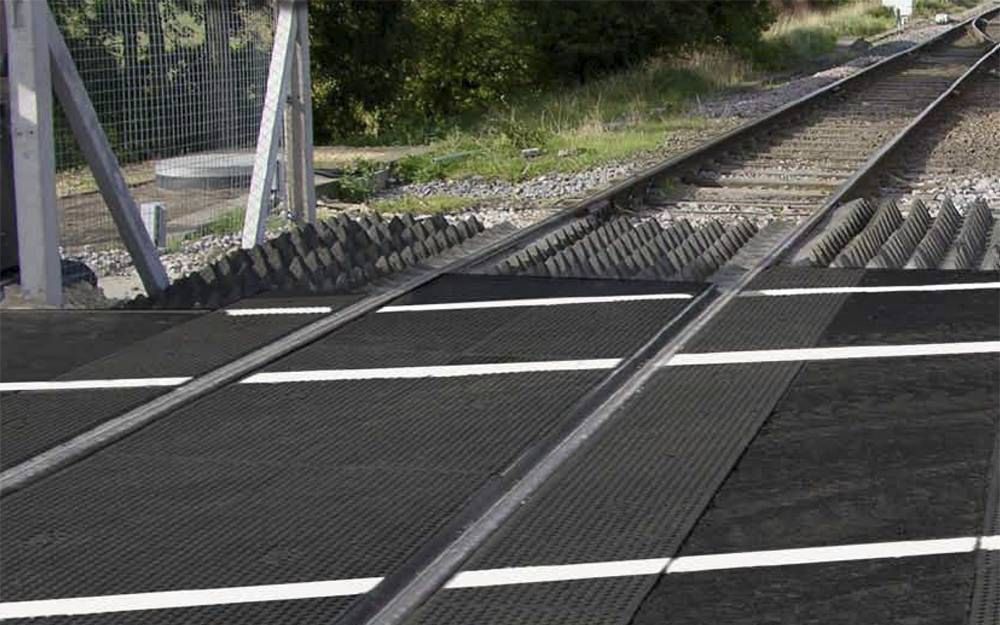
[
  {"x1": 370, "y1": 194, "x2": 475, "y2": 215},
  {"x1": 339, "y1": 1, "x2": 906, "y2": 196},
  {"x1": 391, "y1": 52, "x2": 749, "y2": 185},
  {"x1": 752, "y1": 0, "x2": 896, "y2": 70},
  {"x1": 914, "y1": 0, "x2": 981, "y2": 18},
  {"x1": 165, "y1": 207, "x2": 286, "y2": 252}
]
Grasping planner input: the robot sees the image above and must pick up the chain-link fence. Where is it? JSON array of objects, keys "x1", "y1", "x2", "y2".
[{"x1": 50, "y1": 0, "x2": 281, "y2": 253}]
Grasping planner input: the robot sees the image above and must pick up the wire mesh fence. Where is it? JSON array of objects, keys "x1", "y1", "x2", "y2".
[{"x1": 50, "y1": 0, "x2": 281, "y2": 254}]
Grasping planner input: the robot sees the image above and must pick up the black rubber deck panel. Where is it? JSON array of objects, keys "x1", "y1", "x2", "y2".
[
  {"x1": 2, "y1": 597, "x2": 357, "y2": 625},
  {"x1": 264, "y1": 298, "x2": 697, "y2": 371},
  {"x1": 408, "y1": 268, "x2": 998, "y2": 625},
  {"x1": 632, "y1": 554, "x2": 975, "y2": 625},
  {"x1": 858, "y1": 268, "x2": 999, "y2": 286},
  {"x1": 0, "y1": 310, "x2": 201, "y2": 382},
  {"x1": 410, "y1": 363, "x2": 805, "y2": 625},
  {"x1": 0, "y1": 310, "x2": 332, "y2": 470},
  {"x1": 1, "y1": 275, "x2": 706, "y2": 624},
  {"x1": 264, "y1": 277, "x2": 705, "y2": 372},
  {"x1": 392, "y1": 273, "x2": 702, "y2": 305},
  {"x1": 818, "y1": 288, "x2": 998, "y2": 346},
  {"x1": 745, "y1": 266, "x2": 864, "y2": 289},
  {"x1": 0, "y1": 373, "x2": 605, "y2": 612},
  {"x1": 672, "y1": 354, "x2": 998, "y2": 556}
]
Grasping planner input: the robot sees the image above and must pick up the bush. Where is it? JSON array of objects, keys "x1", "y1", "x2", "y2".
[{"x1": 308, "y1": 0, "x2": 775, "y2": 143}]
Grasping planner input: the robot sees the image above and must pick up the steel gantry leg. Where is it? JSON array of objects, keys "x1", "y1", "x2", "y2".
[
  {"x1": 45, "y1": 7, "x2": 168, "y2": 295},
  {"x1": 4, "y1": 0, "x2": 62, "y2": 305},
  {"x1": 243, "y1": 0, "x2": 314, "y2": 249}
]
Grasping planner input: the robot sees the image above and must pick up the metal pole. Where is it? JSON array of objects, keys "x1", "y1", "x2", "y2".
[
  {"x1": 0, "y1": 1, "x2": 19, "y2": 274},
  {"x1": 283, "y1": 33, "x2": 304, "y2": 221},
  {"x1": 296, "y1": 0, "x2": 316, "y2": 224},
  {"x1": 4, "y1": 0, "x2": 62, "y2": 306},
  {"x1": 241, "y1": 0, "x2": 298, "y2": 248},
  {"x1": 45, "y1": 7, "x2": 169, "y2": 294}
]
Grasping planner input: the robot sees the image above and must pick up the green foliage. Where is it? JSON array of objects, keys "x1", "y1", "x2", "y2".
[
  {"x1": 308, "y1": 0, "x2": 775, "y2": 143},
  {"x1": 749, "y1": 0, "x2": 894, "y2": 70},
  {"x1": 321, "y1": 161, "x2": 386, "y2": 202},
  {"x1": 392, "y1": 54, "x2": 726, "y2": 184},
  {"x1": 915, "y1": 0, "x2": 980, "y2": 17}
]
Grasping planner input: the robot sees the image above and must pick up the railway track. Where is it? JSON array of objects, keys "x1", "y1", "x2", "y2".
[
  {"x1": 1, "y1": 7, "x2": 998, "y2": 625},
  {"x1": 656, "y1": 33, "x2": 990, "y2": 216}
]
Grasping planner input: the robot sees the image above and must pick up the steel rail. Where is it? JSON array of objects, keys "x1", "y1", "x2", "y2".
[
  {"x1": 782, "y1": 40, "x2": 1000, "y2": 262},
  {"x1": 352, "y1": 22, "x2": 1000, "y2": 625},
  {"x1": 1, "y1": 6, "x2": 995, "y2": 499}
]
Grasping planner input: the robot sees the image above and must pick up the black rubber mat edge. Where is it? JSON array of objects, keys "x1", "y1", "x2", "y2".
[
  {"x1": 337, "y1": 286, "x2": 716, "y2": 625},
  {"x1": 969, "y1": 430, "x2": 1000, "y2": 625},
  {"x1": 0, "y1": 218, "x2": 584, "y2": 496}
]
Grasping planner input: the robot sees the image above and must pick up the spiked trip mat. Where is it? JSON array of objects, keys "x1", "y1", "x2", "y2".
[
  {"x1": 794, "y1": 197, "x2": 998, "y2": 270},
  {"x1": 125, "y1": 212, "x2": 486, "y2": 310},
  {"x1": 488, "y1": 215, "x2": 758, "y2": 282}
]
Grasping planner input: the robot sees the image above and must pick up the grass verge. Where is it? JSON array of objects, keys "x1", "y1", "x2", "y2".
[
  {"x1": 914, "y1": 0, "x2": 982, "y2": 18},
  {"x1": 369, "y1": 194, "x2": 475, "y2": 215},
  {"x1": 391, "y1": 50, "x2": 750, "y2": 185},
  {"x1": 751, "y1": 0, "x2": 895, "y2": 69}
]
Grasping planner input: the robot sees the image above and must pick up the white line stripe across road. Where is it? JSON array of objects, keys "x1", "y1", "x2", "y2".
[
  {"x1": 446, "y1": 558, "x2": 671, "y2": 588},
  {"x1": 742, "y1": 281, "x2": 1000, "y2": 297},
  {"x1": 241, "y1": 359, "x2": 622, "y2": 384},
  {"x1": 377, "y1": 293, "x2": 693, "y2": 313},
  {"x1": 980, "y1": 535, "x2": 1000, "y2": 550},
  {"x1": 224, "y1": 306, "x2": 334, "y2": 316},
  {"x1": 0, "y1": 377, "x2": 191, "y2": 392},
  {"x1": 666, "y1": 537, "x2": 979, "y2": 573},
  {"x1": 6, "y1": 341, "x2": 997, "y2": 391},
  {"x1": 0, "y1": 578, "x2": 382, "y2": 619},
  {"x1": 2, "y1": 536, "x2": 996, "y2": 619},
  {"x1": 668, "y1": 341, "x2": 1000, "y2": 367}
]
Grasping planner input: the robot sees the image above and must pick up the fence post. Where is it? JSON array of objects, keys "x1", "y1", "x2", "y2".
[
  {"x1": 242, "y1": 0, "x2": 299, "y2": 248},
  {"x1": 284, "y1": 0, "x2": 314, "y2": 224},
  {"x1": 0, "y1": 1, "x2": 19, "y2": 275},
  {"x1": 296, "y1": 0, "x2": 316, "y2": 224},
  {"x1": 4, "y1": 0, "x2": 62, "y2": 305},
  {"x1": 283, "y1": 31, "x2": 304, "y2": 221},
  {"x1": 45, "y1": 6, "x2": 168, "y2": 295}
]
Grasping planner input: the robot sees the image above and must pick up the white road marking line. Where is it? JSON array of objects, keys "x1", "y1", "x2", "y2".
[
  {"x1": 445, "y1": 558, "x2": 671, "y2": 589},
  {"x1": 5, "y1": 536, "x2": 997, "y2": 618},
  {"x1": 668, "y1": 341, "x2": 1000, "y2": 367},
  {"x1": 241, "y1": 359, "x2": 622, "y2": 384},
  {"x1": 9, "y1": 341, "x2": 996, "y2": 391},
  {"x1": 224, "y1": 306, "x2": 333, "y2": 316},
  {"x1": 980, "y1": 535, "x2": 1000, "y2": 550},
  {"x1": 0, "y1": 578, "x2": 382, "y2": 619},
  {"x1": 0, "y1": 377, "x2": 191, "y2": 392},
  {"x1": 742, "y1": 282, "x2": 1000, "y2": 297},
  {"x1": 3, "y1": 536, "x2": 996, "y2": 618},
  {"x1": 377, "y1": 293, "x2": 693, "y2": 313},
  {"x1": 666, "y1": 537, "x2": 978, "y2": 573}
]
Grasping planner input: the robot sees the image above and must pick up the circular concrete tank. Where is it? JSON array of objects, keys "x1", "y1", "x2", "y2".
[{"x1": 155, "y1": 152, "x2": 255, "y2": 190}]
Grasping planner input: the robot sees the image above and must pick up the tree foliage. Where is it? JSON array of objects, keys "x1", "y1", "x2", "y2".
[{"x1": 309, "y1": 0, "x2": 775, "y2": 142}]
